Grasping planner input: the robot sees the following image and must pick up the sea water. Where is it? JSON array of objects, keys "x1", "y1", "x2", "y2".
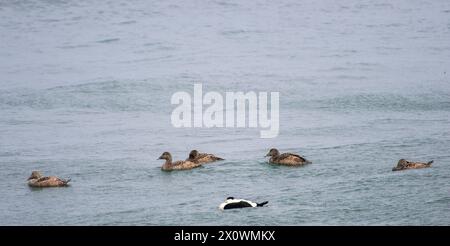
[{"x1": 0, "y1": 0, "x2": 449, "y2": 225}]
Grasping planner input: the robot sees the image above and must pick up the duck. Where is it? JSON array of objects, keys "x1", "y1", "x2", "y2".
[
  {"x1": 27, "y1": 171, "x2": 71, "y2": 187},
  {"x1": 186, "y1": 150, "x2": 224, "y2": 164},
  {"x1": 392, "y1": 159, "x2": 433, "y2": 171},
  {"x1": 158, "y1": 152, "x2": 202, "y2": 171},
  {"x1": 219, "y1": 197, "x2": 269, "y2": 210},
  {"x1": 265, "y1": 148, "x2": 311, "y2": 166}
]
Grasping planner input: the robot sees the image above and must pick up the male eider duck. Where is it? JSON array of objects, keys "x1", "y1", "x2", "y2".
[
  {"x1": 186, "y1": 150, "x2": 224, "y2": 164},
  {"x1": 265, "y1": 148, "x2": 311, "y2": 166},
  {"x1": 392, "y1": 159, "x2": 433, "y2": 171},
  {"x1": 219, "y1": 197, "x2": 269, "y2": 210},
  {"x1": 158, "y1": 152, "x2": 202, "y2": 171},
  {"x1": 27, "y1": 171, "x2": 71, "y2": 188}
]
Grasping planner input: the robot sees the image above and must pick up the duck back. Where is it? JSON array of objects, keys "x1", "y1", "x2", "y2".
[
  {"x1": 162, "y1": 160, "x2": 202, "y2": 171},
  {"x1": 28, "y1": 176, "x2": 70, "y2": 187},
  {"x1": 192, "y1": 153, "x2": 224, "y2": 164},
  {"x1": 271, "y1": 153, "x2": 310, "y2": 165}
]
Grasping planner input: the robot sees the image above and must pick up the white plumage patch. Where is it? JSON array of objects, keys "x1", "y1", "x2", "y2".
[{"x1": 219, "y1": 198, "x2": 257, "y2": 210}]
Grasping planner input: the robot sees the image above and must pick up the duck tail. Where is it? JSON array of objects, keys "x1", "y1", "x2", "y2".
[
  {"x1": 427, "y1": 160, "x2": 433, "y2": 166},
  {"x1": 257, "y1": 201, "x2": 269, "y2": 207},
  {"x1": 216, "y1": 157, "x2": 225, "y2": 161},
  {"x1": 63, "y1": 178, "x2": 71, "y2": 186}
]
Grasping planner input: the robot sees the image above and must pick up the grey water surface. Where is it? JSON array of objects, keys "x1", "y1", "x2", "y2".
[{"x1": 0, "y1": 0, "x2": 449, "y2": 225}]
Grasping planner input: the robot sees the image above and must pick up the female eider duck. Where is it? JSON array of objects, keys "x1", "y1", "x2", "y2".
[
  {"x1": 392, "y1": 159, "x2": 433, "y2": 171},
  {"x1": 265, "y1": 148, "x2": 311, "y2": 166},
  {"x1": 158, "y1": 152, "x2": 202, "y2": 171},
  {"x1": 186, "y1": 150, "x2": 224, "y2": 164},
  {"x1": 219, "y1": 197, "x2": 269, "y2": 210},
  {"x1": 27, "y1": 171, "x2": 71, "y2": 188}
]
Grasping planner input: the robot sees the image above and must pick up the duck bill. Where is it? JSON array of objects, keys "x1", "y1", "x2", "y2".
[{"x1": 157, "y1": 156, "x2": 163, "y2": 160}]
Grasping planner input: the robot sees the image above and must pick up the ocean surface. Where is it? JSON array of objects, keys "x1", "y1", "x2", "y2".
[{"x1": 1, "y1": 0, "x2": 449, "y2": 225}]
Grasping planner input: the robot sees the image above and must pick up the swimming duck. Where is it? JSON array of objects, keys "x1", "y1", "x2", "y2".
[
  {"x1": 219, "y1": 197, "x2": 269, "y2": 210},
  {"x1": 158, "y1": 152, "x2": 202, "y2": 171},
  {"x1": 27, "y1": 171, "x2": 71, "y2": 187},
  {"x1": 186, "y1": 150, "x2": 224, "y2": 164},
  {"x1": 392, "y1": 159, "x2": 433, "y2": 171},
  {"x1": 265, "y1": 148, "x2": 311, "y2": 166}
]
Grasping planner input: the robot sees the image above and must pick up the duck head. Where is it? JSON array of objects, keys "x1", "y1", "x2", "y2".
[
  {"x1": 265, "y1": 148, "x2": 280, "y2": 157},
  {"x1": 398, "y1": 159, "x2": 408, "y2": 166},
  {"x1": 28, "y1": 171, "x2": 42, "y2": 180},
  {"x1": 188, "y1": 150, "x2": 199, "y2": 160},
  {"x1": 158, "y1": 152, "x2": 172, "y2": 162},
  {"x1": 393, "y1": 159, "x2": 408, "y2": 171}
]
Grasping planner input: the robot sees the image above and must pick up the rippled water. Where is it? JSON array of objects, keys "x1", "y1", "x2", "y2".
[{"x1": 1, "y1": 0, "x2": 449, "y2": 225}]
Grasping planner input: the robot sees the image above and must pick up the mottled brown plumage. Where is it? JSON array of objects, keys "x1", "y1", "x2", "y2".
[
  {"x1": 186, "y1": 150, "x2": 224, "y2": 164},
  {"x1": 158, "y1": 152, "x2": 202, "y2": 171},
  {"x1": 392, "y1": 159, "x2": 433, "y2": 171},
  {"x1": 265, "y1": 148, "x2": 311, "y2": 166},
  {"x1": 27, "y1": 171, "x2": 71, "y2": 187}
]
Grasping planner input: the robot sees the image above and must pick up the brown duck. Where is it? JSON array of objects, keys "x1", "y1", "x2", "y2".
[
  {"x1": 265, "y1": 148, "x2": 311, "y2": 166},
  {"x1": 392, "y1": 159, "x2": 433, "y2": 171},
  {"x1": 158, "y1": 152, "x2": 202, "y2": 171},
  {"x1": 27, "y1": 171, "x2": 71, "y2": 187},
  {"x1": 186, "y1": 150, "x2": 224, "y2": 164}
]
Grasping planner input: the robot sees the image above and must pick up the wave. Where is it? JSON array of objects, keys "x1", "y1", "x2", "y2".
[
  {"x1": 296, "y1": 92, "x2": 450, "y2": 112},
  {"x1": 0, "y1": 80, "x2": 168, "y2": 112}
]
